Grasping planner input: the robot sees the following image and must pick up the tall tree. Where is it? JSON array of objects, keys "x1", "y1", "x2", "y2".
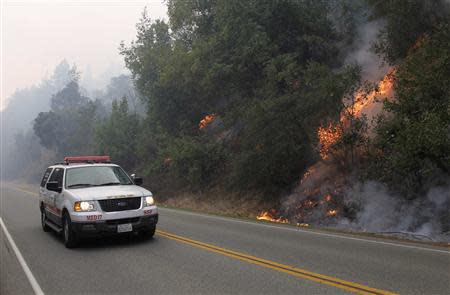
[
  {"x1": 34, "y1": 79, "x2": 98, "y2": 157},
  {"x1": 371, "y1": 25, "x2": 450, "y2": 199},
  {"x1": 96, "y1": 98, "x2": 140, "y2": 170},
  {"x1": 367, "y1": 0, "x2": 450, "y2": 64}
]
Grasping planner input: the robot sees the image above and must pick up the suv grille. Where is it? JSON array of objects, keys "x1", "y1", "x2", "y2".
[{"x1": 98, "y1": 197, "x2": 141, "y2": 212}]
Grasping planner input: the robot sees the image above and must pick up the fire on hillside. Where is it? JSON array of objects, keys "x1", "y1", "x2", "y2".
[{"x1": 256, "y1": 69, "x2": 396, "y2": 225}]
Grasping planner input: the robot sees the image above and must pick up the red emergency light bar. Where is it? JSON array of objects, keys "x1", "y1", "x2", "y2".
[{"x1": 64, "y1": 156, "x2": 111, "y2": 164}]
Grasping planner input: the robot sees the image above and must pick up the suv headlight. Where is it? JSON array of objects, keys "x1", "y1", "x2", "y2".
[
  {"x1": 143, "y1": 196, "x2": 154, "y2": 207},
  {"x1": 74, "y1": 201, "x2": 96, "y2": 212}
]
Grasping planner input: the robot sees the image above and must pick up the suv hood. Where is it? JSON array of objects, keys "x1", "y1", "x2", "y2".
[{"x1": 65, "y1": 185, "x2": 151, "y2": 201}]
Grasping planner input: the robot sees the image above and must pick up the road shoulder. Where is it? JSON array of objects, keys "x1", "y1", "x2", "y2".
[{"x1": 0, "y1": 223, "x2": 35, "y2": 295}]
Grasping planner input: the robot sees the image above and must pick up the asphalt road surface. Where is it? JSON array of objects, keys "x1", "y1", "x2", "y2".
[{"x1": 1, "y1": 184, "x2": 449, "y2": 295}]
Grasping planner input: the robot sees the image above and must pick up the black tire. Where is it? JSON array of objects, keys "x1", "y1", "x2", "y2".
[
  {"x1": 41, "y1": 209, "x2": 51, "y2": 232},
  {"x1": 140, "y1": 226, "x2": 156, "y2": 240},
  {"x1": 62, "y1": 212, "x2": 79, "y2": 248}
]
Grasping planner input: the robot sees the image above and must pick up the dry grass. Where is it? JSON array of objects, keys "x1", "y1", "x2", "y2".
[{"x1": 158, "y1": 191, "x2": 273, "y2": 219}]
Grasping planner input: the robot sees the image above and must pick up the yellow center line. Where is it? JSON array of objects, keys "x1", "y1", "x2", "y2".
[
  {"x1": 156, "y1": 230, "x2": 398, "y2": 295},
  {"x1": 10, "y1": 187, "x2": 38, "y2": 196}
]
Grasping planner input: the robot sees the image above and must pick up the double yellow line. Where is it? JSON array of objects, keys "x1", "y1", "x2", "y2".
[{"x1": 157, "y1": 230, "x2": 397, "y2": 295}]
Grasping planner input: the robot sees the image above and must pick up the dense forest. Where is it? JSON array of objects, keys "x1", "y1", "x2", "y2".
[{"x1": 2, "y1": 0, "x2": 449, "y2": 240}]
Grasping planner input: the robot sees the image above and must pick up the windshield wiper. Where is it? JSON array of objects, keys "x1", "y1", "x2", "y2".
[
  {"x1": 67, "y1": 183, "x2": 94, "y2": 188},
  {"x1": 96, "y1": 182, "x2": 121, "y2": 186}
]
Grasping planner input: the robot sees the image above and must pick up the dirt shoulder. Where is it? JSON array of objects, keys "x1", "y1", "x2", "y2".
[{"x1": 158, "y1": 194, "x2": 450, "y2": 249}]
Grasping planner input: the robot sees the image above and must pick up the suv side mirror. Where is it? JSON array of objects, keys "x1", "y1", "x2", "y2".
[
  {"x1": 133, "y1": 177, "x2": 143, "y2": 186},
  {"x1": 46, "y1": 181, "x2": 62, "y2": 193}
]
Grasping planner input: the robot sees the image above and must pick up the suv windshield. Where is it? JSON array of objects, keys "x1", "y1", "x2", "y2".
[{"x1": 65, "y1": 166, "x2": 133, "y2": 188}]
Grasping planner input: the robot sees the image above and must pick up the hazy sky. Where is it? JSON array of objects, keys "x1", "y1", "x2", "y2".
[{"x1": 1, "y1": 0, "x2": 167, "y2": 110}]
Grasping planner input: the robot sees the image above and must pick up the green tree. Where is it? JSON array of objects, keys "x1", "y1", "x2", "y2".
[
  {"x1": 161, "y1": 135, "x2": 226, "y2": 190},
  {"x1": 95, "y1": 98, "x2": 140, "y2": 170},
  {"x1": 229, "y1": 95, "x2": 313, "y2": 194},
  {"x1": 34, "y1": 80, "x2": 99, "y2": 157},
  {"x1": 118, "y1": 0, "x2": 364, "y2": 194},
  {"x1": 370, "y1": 25, "x2": 450, "y2": 199},
  {"x1": 50, "y1": 81, "x2": 88, "y2": 111},
  {"x1": 229, "y1": 62, "x2": 359, "y2": 194},
  {"x1": 367, "y1": 0, "x2": 450, "y2": 64}
]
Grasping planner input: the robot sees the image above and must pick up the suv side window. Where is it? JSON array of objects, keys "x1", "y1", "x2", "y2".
[
  {"x1": 40, "y1": 168, "x2": 53, "y2": 187},
  {"x1": 48, "y1": 168, "x2": 64, "y2": 188}
]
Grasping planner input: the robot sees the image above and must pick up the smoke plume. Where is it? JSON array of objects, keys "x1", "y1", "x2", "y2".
[
  {"x1": 341, "y1": 181, "x2": 450, "y2": 241},
  {"x1": 345, "y1": 20, "x2": 388, "y2": 81}
]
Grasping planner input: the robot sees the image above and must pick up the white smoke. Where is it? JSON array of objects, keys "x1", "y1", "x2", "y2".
[
  {"x1": 345, "y1": 20, "x2": 388, "y2": 81},
  {"x1": 341, "y1": 181, "x2": 450, "y2": 241}
]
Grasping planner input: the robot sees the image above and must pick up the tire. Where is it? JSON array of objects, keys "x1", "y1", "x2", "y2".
[
  {"x1": 140, "y1": 226, "x2": 156, "y2": 240},
  {"x1": 41, "y1": 209, "x2": 51, "y2": 232},
  {"x1": 62, "y1": 212, "x2": 79, "y2": 248}
]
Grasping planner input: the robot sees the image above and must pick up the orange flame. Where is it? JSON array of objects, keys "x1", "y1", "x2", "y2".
[
  {"x1": 305, "y1": 199, "x2": 315, "y2": 207},
  {"x1": 327, "y1": 209, "x2": 338, "y2": 216},
  {"x1": 300, "y1": 167, "x2": 316, "y2": 184},
  {"x1": 318, "y1": 69, "x2": 396, "y2": 160},
  {"x1": 199, "y1": 113, "x2": 217, "y2": 130},
  {"x1": 317, "y1": 123, "x2": 343, "y2": 160},
  {"x1": 256, "y1": 211, "x2": 289, "y2": 223},
  {"x1": 297, "y1": 223, "x2": 310, "y2": 227},
  {"x1": 350, "y1": 69, "x2": 396, "y2": 118}
]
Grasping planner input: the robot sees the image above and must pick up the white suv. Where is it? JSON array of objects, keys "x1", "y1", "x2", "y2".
[{"x1": 39, "y1": 156, "x2": 158, "y2": 248}]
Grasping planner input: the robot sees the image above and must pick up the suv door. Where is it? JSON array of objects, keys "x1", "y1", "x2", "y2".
[
  {"x1": 39, "y1": 167, "x2": 53, "y2": 199},
  {"x1": 40, "y1": 168, "x2": 53, "y2": 188},
  {"x1": 45, "y1": 167, "x2": 64, "y2": 225}
]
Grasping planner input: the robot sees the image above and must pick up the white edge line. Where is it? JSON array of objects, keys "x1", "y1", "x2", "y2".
[
  {"x1": 160, "y1": 207, "x2": 450, "y2": 254},
  {"x1": 7, "y1": 186, "x2": 450, "y2": 255},
  {"x1": 0, "y1": 217, "x2": 45, "y2": 295}
]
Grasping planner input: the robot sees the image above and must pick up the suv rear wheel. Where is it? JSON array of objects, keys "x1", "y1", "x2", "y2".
[
  {"x1": 41, "y1": 209, "x2": 51, "y2": 232},
  {"x1": 62, "y1": 212, "x2": 79, "y2": 248}
]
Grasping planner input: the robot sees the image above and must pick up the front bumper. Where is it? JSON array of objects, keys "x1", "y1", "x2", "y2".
[
  {"x1": 71, "y1": 214, "x2": 158, "y2": 237},
  {"x1": 70, "y1": 204, "x2": 158, "y2": 223}
]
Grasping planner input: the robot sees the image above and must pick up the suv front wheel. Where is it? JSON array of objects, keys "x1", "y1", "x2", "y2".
[
  {"x1": 140, "y1": 226, "x2": 156, "y2": 240},
  {"x1": 62, "y1": 212, "x2": 79, "y2": 248}
]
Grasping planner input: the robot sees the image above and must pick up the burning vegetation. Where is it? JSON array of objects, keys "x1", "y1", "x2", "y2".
[
  {"x1": 199, "y1": 114, "x2": 217, "y2": 130},
  {"x1": 326, "y1": 209, "x2": 338, "y2": 217},
  {"x1": 256, "y1": 210, "x2": 289, "y2": 223},
  {"x1": 317, "y1": 123, "x2": 343, "y2": 160},
  {"x1": 318, "y1": 69, "x2": 396, "y2": 161},
  {"x1": 256, "y1": 70, "x2": 396, "y2": 225}
]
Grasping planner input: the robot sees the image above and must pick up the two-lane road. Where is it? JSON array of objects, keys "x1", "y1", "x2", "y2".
[{"x1": 1, "y1": 184, "x2": 449, "y2": 294}]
